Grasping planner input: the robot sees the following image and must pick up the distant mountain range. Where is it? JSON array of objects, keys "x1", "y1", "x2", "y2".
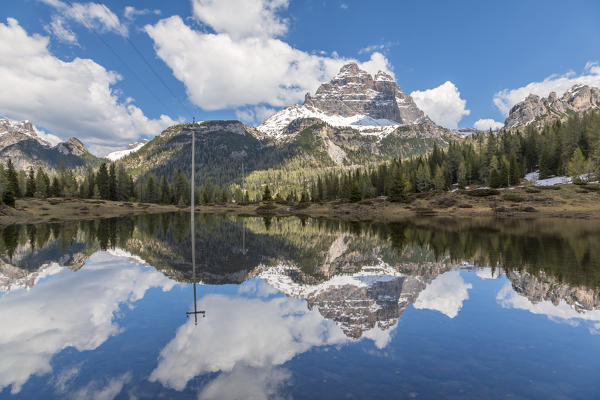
[
  {"x1": 504, "y1": 84, "x2": 600, "y2": 129},
  {"x1": 0, "y1": 118, "x2": 102, "y2": 171},
  {"x1": 1, "y1": 65, "x2": 599, "y2": 181}
]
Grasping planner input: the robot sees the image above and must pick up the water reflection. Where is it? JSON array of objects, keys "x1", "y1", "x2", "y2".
[{"x1": 1, "y1": 214, "x2": 599, "y2": 398}]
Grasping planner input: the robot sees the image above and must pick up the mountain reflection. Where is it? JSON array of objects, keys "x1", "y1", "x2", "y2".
[{"x1": 1, "y1": 214, "x2": 600, "y2": 396}]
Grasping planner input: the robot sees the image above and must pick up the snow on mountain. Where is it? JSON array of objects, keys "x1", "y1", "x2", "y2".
[
  {"x1": 258, "y1": 104, "x2": 400, "y2": 139},
  {"x1": 106, "y1": 139, "x2": 149, "y2": 161},
  {"x1": 0, "y1": 117, "x2": 62, "y2": 147},
  {"x1": 258, "y1": 62, "x2": 433, "y2": 140}
]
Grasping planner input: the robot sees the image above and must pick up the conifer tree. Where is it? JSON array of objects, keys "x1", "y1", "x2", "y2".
[
  {"x1": 25, "y1": 166, "x2": 36, "y2": 197},
  {"x1": 96, "y1": 163, "x2": 110, "y2": 200},
  {"x1": 262, "y1": 185, "x2": 272, "y2": 202},
  {"x1": 109, "y1": 163, "x2": 117, "y2": 200},
  {"x1": 6, "y1": 159, "x2": 21, "y2": 198}
]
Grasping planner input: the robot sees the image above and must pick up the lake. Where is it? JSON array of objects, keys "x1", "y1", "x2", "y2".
[{"x1": 1, "y1": 214, "x2": 599, "y2": 399}]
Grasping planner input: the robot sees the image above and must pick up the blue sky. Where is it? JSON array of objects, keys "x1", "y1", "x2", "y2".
[{"x1": 1, "y1": 0, "x2": 599, "y2": 155}]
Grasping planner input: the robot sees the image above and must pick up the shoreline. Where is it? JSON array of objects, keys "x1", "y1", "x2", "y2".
[{"x1": 2, "y1": 184, "x2": 598, "y2": 226}]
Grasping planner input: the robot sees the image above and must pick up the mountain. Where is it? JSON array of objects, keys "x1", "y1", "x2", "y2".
[
  {"x1": 119, "y1": 64, "x2": 457, "y2": 191},
  {"x1": 0, "y1": 118, "x2": 102, "y2": 171},
  {"x1": 106, "y1": 139, "x2": 149, "y2": 161},
  {"x1": 504, "y1": 84, "x2": 600, "y2": 130},
  {"x1": 258, "y1": 62, "x2": 436, "y2": 139}
]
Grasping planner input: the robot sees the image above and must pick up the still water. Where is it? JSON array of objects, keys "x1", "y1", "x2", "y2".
[{"x1": 1, "y1": 214, "x2": 599, "y2": 399}]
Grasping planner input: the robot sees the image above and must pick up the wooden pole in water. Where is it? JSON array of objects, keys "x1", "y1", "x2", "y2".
[{"x1": 186, "y1": 118, "x2": 205, "y2": 324}]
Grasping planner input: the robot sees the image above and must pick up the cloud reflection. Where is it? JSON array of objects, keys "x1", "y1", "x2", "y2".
[
  {"x1": 150, "y1": 292, "x2": 348, "y2": 391},
  {"x1": 0, "y1": 251, "x2": 177, "y2": 394}
]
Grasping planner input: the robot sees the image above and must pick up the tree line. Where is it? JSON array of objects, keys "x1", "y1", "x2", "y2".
[{"x1": 293, "y1": 110, "x2": 600, "y2": 203}]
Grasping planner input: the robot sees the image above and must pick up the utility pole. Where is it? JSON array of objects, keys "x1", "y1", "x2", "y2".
[{"x1": 186, "y1": 118, "x2": 205, "y2": 325}]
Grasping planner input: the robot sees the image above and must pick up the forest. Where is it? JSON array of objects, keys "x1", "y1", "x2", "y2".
[{"x1": 0, "y1": 110, "x2": 598, "y2": 207}]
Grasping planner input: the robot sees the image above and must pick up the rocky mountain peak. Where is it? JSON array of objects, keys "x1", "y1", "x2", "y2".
[
  {"x1": 55, "y1": 137, "x2": 89, "y2": 157},
  {"x1": 303, "y1": 63, "x2": 430, "y2": 125},
  {"x1": 0, "y1": 117, "x2": 52, "y2": 147},
  {"x1": 505, "y1": 84, "x2": 600, "y2": 129},
  {"x1": 259, "y1": 63, "x2": 435, "y2": 139}
]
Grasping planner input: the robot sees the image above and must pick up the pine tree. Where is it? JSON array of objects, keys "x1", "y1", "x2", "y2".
[
  {"x1": 6, "y1": 159, "x2": 21, "y2": 198},
  {"x1": 35, "y1": 167, "x2": 49, "y2": 198},
  {"x1": 109, "y1": 163, "x2": 117, "y2": 201},
  {"x1": 389, "y1": 168, "x2": 408, "y2": 202},
  {"x1": 567, "y1": 147, "x2": 586, "y2": 179},
  {"x1": 145, "y1": 176, "x2": 157, "y2": 203},
  {"x1": 349, "y1": 181, "x2": 362, "y2": 202},
  {"x1": 50, "y1": 177, "x2": 61, "y2": 197},
  {"x1": 25, "y1": 166, "x2": 36, "y2": 197},
  {"x1": 2, "y1": 187, "x2": 15, "y2": 207},
  {"x1": 159, "y1": 175, "x2": 170, "y2": 204},
  {"x1": 96, "y1": 163, "x2": 110, "y2": 200},
  {"x1": 262, "y1": 185, "x2": 272, "y2": 202}
]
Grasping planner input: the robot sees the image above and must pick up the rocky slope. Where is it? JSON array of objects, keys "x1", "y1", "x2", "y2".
[
  {"x1": 507, "y1": 270, "x2": 600, "y2": 313},
  {"x1": 258, "y1": 63, "x2": 441, "y2": 140},
  {"x1": 504, "y1": 84, "x2": 600, "y2": 130},
  {"x1": 0, "y1": 118, "x2": 102, "y2": 171}
]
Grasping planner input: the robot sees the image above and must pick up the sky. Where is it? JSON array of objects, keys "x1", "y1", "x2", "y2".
[{"x1": 0, "y1": 0, "x2": 599, "y2": 155}]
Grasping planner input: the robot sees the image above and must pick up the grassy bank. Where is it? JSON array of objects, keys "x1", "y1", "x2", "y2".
[
  {"x1": 0, "y1": 183, "x2": 598, "y2": 226},
  {"x1": 194, "y1": 183, "x2": 600, "y2": 222},
  {"x1": 0, "y1": 198, "x2": 184, "y2": 225}
]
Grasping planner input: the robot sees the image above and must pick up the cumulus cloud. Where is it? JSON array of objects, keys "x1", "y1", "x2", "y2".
[
  {"x1": 39, "y1": 0, "x2": 128, "y2": 39},
  {"x1": 497, "y1": 281, "x2": 600, "y2": 329},
  {"x1": 149, "y1": 293, "x2": 348, "y2": 391},
  {"x1": 413, "y1": 270, "x2": 472, "y2": 318},
  {"x1": 44, "y1": 15, "x2": 78, "y2": 44},
  {"x1": 0, "y1": 251, "x2": 177, "y2": 394},
  {"x1": 493, "y1": 62, "x2": 600, "y2": 115},
  {"x1": 192, "y1": 0, "x2": 289, "y2": 40},
  {"x1": 0, "y1": 18, "x2": 177, "y2": 155},
  {"x1": 71, "y1": 372, "x2": 132, "y2": 400},
  {"x1": 145, "y1": 0, "x2": 394, "y2": 118},
  {"x1": 198, "y1": 366, "x2": 291, "y2": 400},
  {"x1": 123, "y1": 6, "x2": 161, "y2": 21},
  {"x1": 358, "y1": 44, "x2": 385, "y2": 55},
  {"x1": 410, "y1": 81, "x2": 470, "y2": 129},
  {"x1": 235, "y1": 105, "x2": 278, "y2": 125},
  {"x1": 474, "y1": 118, "x2": 504, "y2": 131}
]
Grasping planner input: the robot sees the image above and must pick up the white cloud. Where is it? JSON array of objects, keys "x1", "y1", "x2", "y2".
[
  {"x1": 71, "y1": 372, "x2": 132, "y2": 400},
  {"x1": 474, "y1": 118, "x2": 504, "y2": 131},
  {"x1": 497, "y1": 281, "x2": 600, "y2": 327},
  {"x1": 493, "y1": 62, "x2": 600, "y2": 115},
  {"x1": 145, "y1": 14, "x2": 393, "y2": 112},
  {"x1": 198, "y1": 366, "x2": 290, "y2": 400},
  {"x1": 410, "y1": 81, "x2": 470, "y2": 129},
  {"x1": 39, "y1": 0, "x2": 128, "y2": 39},
  {"x1": 44, "y1": 15, "x2": 78, "y2": 44},
  {"x1": 123, "y1": 6, "x2": 161, "y2": 21},
  {"x1": 358, "y1": 44, "x2": 385, "y2": 55},
  {"x1": 413, "y1": 270, "x2": 472, "y2": 318},
  {"x1": 149, "y1": 293, "x2": 348, "y2": 391},
  {"x1": 340, "y1": 3, "x2": 349, "y2": 9},
  {"x1": 192, "y1": 0, "x2": 289, "y2": 40},
  {"x1": 0, "y1": 251, "x2": 177, "y2": 394},
  {"x1": 235, "y1": 105, "x2": 278, "y2": 125},
  {"x1": 0, "y1": 18, "x2": 177, "y2": 155}
]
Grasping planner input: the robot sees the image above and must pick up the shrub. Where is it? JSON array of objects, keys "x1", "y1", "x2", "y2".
[
  {"x1": 466, "y1": 189, "x2": 500, "y2": 197},
  {"x1": 502, "y1": 193, "x2": 526, "y2": 202}
]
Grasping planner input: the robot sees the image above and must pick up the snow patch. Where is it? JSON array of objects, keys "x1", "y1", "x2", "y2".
[
  {"x1": 106, "y1": 140, "x2": 148, "y2": 161},
  {"x1": 257, "y1": 105, "x2": 400, "y2": 140}
]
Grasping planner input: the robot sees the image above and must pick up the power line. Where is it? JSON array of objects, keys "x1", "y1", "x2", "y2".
[{"x1": 62, "y1": 0, "x2": 193, "y2": 118}]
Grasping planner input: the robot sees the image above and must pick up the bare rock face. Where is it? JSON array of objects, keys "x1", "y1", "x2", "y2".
[
  {"x1": 304, "y1": 63, "x2": 431, "y2": 125},
  {"x1": 505, "y1": 84, "x2": 600, "y2": 129},
  {"x1": 507, "y1": 270, "x2": 600, "y2": 313},
  {"x1": 56, "y1": 137, "x2": 89, "y2": 157}
]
